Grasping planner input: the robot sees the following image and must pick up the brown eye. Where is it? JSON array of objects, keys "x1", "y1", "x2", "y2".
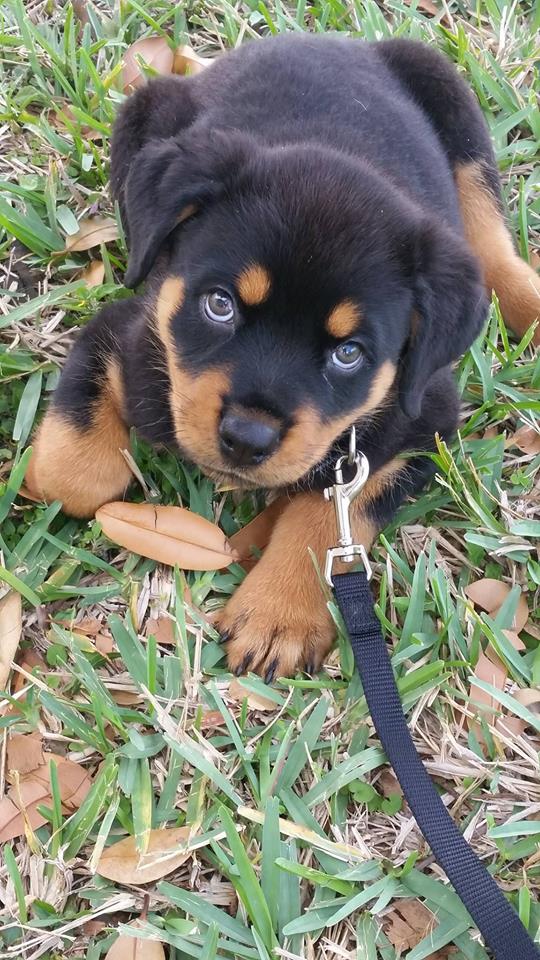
[
  {"x1": 203, "y1": 289, "x2": 235, "y2": 323},
  {"x1": 332, "y1": 341, "x2": 363, "y2": 370}
]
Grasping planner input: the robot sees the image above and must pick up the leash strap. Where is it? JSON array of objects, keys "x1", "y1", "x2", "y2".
[{"x1": 334, "y1": 570, "x2": 540, "y2": 960}]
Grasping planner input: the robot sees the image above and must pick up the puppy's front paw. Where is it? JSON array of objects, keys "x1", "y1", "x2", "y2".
[{"x1": 221, "y1": 552, "x2": 334, "y2": 682}]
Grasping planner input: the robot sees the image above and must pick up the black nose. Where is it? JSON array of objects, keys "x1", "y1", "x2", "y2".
[{"x1": 219, "y1": 411, "x2": 281, "y2": 466}]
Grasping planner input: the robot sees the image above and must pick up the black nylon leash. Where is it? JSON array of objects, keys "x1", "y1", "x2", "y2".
[{"x1": 333, "y1": 570, "x2": 540, "y2": 960}]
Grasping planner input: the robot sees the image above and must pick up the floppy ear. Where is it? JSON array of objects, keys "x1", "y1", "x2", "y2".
[
  {"x1": 122, "y1": 127, "x2": 251, "y2": 289},
  {"x1": 398, "y1": 222, "x2": 489, "y2": 419}
]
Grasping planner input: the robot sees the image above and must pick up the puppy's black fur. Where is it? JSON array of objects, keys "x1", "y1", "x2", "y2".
[{"x1": 32, "y1": 35, "x2": 523, "y2": 674}]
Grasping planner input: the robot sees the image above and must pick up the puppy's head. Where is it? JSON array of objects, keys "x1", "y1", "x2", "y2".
[{"x1": 124, "y1": 127, "x2": 487, "y2": 487}]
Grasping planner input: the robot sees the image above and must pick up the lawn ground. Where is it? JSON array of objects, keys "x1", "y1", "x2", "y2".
[{"x1": 0, "y1": 1, "x2": 539, "y2": 958}]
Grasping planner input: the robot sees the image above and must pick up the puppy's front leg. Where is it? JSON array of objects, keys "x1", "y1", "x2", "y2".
[{"x1": 222, "y1": 486, "x2": 379, "y2": 681}]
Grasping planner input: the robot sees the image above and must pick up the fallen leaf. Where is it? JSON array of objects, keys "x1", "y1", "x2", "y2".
[
  {"x1": 0, "y1": 777, "x2": 51, "y2": 841},
  {"x1": 0, "y1": 590, "x2": 22, "y2": 691},
  {"x1": 97, "y1": 826, "x2": 193, "y2": 884},
  {"x1": 467, "y1": 649, "x2": 507, "y2": 744},
  {"x1": 7, "y1": 732, "x2": 44, "y2": 775},
  {"x1": 377, "y1": 769, "x2": 403, "y2": 798},
  {"x1": 228, "y1": 677, "x2": 278, "y2": 712},
  {"x1": 465, "y1": 578, "x2": 510, "y2": 613},
  {"x1": 96, "y1": 501, "x2": 237, "y2": 570},
  {"x1": 60, "y1": 217, "x2": 119, "y2": 254},
  {"x1": 105, "y1": 923, "x2": 166, "y2": 960},
  {"x1": 229, "y1": 497, "x2": 287, "y2": 570},
  {"x1": 11, "y1": 649, "x2": 47, "y2": 697},
  {"x1": 145, "y1": 616, "x2": 175, "y2": 645},
  {"x1": 199, "y1": 709, "x2": 227, "y2": 730},
  {"x1": 8, "y1": 753, "x2": 92, "y2": 807},
  {"x1": 110, "y1": 688, "x2": 144, "y2": 706},
  {"x1": 510, "y1": 426, "x2": 540, "y2": 455},
  {"x1": 485, "y1": 630, "x2": 526, "y2": 672},
  {"x1": 123, "y1": 36, "x2": 174, "y2": 93},
  {"x1": 71, "y1": 617, "x2": 102, "y2": 636},
  {"x1": 81, "y1": 259, "x2": 105, "y2": 287},
  {"x1": 384, "y1": 899, "x2": 435, "y2": 952},
  {"x1": 173, "y1": 44, "x2": 210, "y2": 76},
  {"x1": 404, "y1": 0, "x2": 450, "y2": 24},
  {"x1": 95, "y1": 633, "x2": 115, "y2": 655}
]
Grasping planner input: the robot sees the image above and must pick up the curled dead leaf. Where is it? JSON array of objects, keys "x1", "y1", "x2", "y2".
[
  {"x1": 173, "y1": 44, "x2": 210, "y2": 76},
  {"x1": 0, "y1": 590, "x2": 22, "y2": 691},
  {"x1": 228, "y1": 677, "x2": 278, "y2": 712},
  {"x1": 81, "y1": 259, "x2": 105, "y2": 288},
  {"x1": 384, "y1": 899, "x2": 435, "y2": 952},
  {"x1": 123, "y1": 36, "x2": 174, "y2": 93},
  {"x1": 465, "y1": 578, "x2": 510, "y2": 613},
  {"x1": 484, "y1": 630, "x2": 526, "y2": 671},
  {"x1": 145, "y1": 616, "x2": 175, "y2": 645},
  {"x1": 60, "y1": 217, "x2": 119, "y2": 254},
  {"x1": 0, "y1": 783, "x2": 49, "y2": 842},
  {"x1": 510, "y1": 426, "x2": 540, "y2": 456},
  {"x1": 97, "y1": 826, "x2": 193, "y2": 884},
  {"x1": 96, "y1": 501, "x2": 237, "y2": 570},
  {"x1": 105, "y1": 922, "x2": 166, "y2": 960},
  {"x1": 7, "y1": 732, "x2": 44, "y2": 775},
  {"x1": 467, "y1": 649, "x2": 507, "y2": 744}
]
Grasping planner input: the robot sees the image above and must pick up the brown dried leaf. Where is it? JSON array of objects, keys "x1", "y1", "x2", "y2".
[
  {"x1": 510, "y1": 426, "x2": 540, "y2": 455},
  {"x1": 72, "y1": 617, "x2": 102, "y2": 637},
  {"x1": 467, "y1": 650, "x2": 507, "y2": 743},
  {"x1": 123, "y1": 36, "x2": 174, "y2": 94},
  {"x1": 105, "y1": 925, "x2": 166, "y2": 960},
  {"x1": 8, "y1": 754, "x2": 93, "y2": 812},
  {"x1": 384, "y1": 899, "x2": 435, "y2": 951},
  {"x1": 145, "y1": 616, "x2": 175, "y2": 645},
  {"x1": 403, "y1": 0, "x2": 450, "y2": 23},
  {"x1": 484, "y1": 630, "x2": 526, "y2": 671},
  {"x1": 173, "y1": 44, "x2": 210, "y2": 76},
  {"x1": 97, "y1": 826, "x2": 193, "y2": 884},
  {"x1": 228, "y1": 677, "x2": 277, "y2": 712},
  {"x1": 229, "y1": 497, "x2": 287, "y2": 570},
  {"x1": 0, "y1": 778, "x2": 50, "y2": 841},
  {"x1": 96, "y1": 501, "x2": 237, "y2": 571},
  {"x1": 0, "y1": 590, "x2": 22, "y2": 690},
  {"x1": 7, "y1": 733, "x2": 44, "y2": 775},
  {"x1": 61, "y1": 217, "x2": 119, "y2": 254},
  {"x1": 377, "y1": 769, "x2": 403, "y2": 798},
  {"x1": 199, "y1": 709, "x2": 227, "y2": 730},
  {"x1": 464, "y1": 578, "x2": 511, "y2": 613},
  {"x1": 81, "y1": 259, "x2": 105, "y2": 288},
  {"x1": 110, "y1": 688, "x2": 144, "y2": 706}
]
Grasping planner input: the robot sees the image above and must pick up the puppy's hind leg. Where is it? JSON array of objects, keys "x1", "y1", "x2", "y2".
[
  {"x1": 27, "y1": 301, "x2": 136, "y2": 517},
  {"x1": 378, "y1": 39, "x2": 540, "y2": 344},
  {"x1": 455, "y1": 162, "x2": 540, "y2": 344}
]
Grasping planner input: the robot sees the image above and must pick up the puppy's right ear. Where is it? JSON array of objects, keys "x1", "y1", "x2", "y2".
[{"x1": 123, "y1": 127, "x2": 251, "y2": 289}]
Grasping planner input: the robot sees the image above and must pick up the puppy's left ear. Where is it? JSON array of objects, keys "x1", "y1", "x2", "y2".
[
  {"x1": 123, "y1": 126, "x2": 252, "y2": 289},
  {"x1": 398, "y1": 222, "x2": 488, "y2": 419}
]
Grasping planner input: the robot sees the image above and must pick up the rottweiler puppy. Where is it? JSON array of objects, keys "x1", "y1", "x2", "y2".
[{"x1": 28, "y1": 35, "x2": 540, "y2": 680}]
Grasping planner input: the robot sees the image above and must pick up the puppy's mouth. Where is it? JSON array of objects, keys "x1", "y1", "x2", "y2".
[{"x1": 195, "y1": 460, "x2": 262, "y2": 488}]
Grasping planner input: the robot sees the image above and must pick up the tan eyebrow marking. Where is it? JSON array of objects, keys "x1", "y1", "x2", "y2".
[
  {"x1": 236, "y1": 264, "x2": 272, "y2": 306},
  {"x1": 326, "y1": 300, "x2": 362, "y2": 339}
]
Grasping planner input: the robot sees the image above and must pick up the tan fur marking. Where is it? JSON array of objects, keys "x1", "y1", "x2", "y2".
[
  {"x1": 326, "y1": 299, "x2": 362, "y2": 338},
  {"x1": 27, "y1": 360, "x2": 131, "y2": 518},
  {"x1": 236, "y1": 264, "x2": 272, "y2": 306},
  {"x1": 223, "y1": 459, "x2": 406, "y2": 677},
  {"x1": 155, "y1": 277, "x2": 232, "y2": 462},
  {"x1": 456, "y1": 162, "x2": 540, "y2": 345}
]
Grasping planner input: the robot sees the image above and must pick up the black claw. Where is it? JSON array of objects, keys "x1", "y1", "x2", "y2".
[
  {"x1": 218, "y1": 629, "x2": 231, "y2": 645},
  {"x1": 240, "y1": 651, "x2": 254, "y2": 674},
  {"x1": 264, "y1": 658, "x2": 278, "y2": 685},
  {"x1": 306, "y1": 659, "x2": 316, "y2": 677}
]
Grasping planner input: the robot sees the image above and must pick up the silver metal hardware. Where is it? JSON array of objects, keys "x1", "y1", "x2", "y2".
[{"x1": 324, "y1": 429, "x2": 371, "y2": 586}]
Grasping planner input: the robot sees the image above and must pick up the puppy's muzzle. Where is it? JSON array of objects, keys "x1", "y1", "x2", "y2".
[{"x1": 219, "y1": 409, "x2": 281, "y2": 467}]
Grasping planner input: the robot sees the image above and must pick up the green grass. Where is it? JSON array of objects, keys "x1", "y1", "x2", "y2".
[{"x1": 0, "y1": 1, "x2": 539, "y2": 958}]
